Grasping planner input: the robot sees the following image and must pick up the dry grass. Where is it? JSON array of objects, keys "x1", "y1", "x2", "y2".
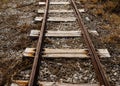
[
  {"x1": 102, "y1": 13, "x2": 120, "y2": 26},
  {"x1": 79, "y1": 0, "x2": 88, "y2": 3},
  {"x1": 84, "y1": 0, "x2": 119, "y2": 16},
  {"x1": 108, "y1": 14, "x2": 120, "y2": 25},
  {"x1": 94, "y1": 7, "x2": 104, "y2": 16},
  {"x1": 101, "y1": 13, "x2": 120, "y2": 44},
  {"x1": 90, "y1": 0, "x2": 98, "y2": 3},
  {"x1": 18, "y1": 24, "x2": 32, "y2": 33},
  {"x1": 91, "y1": 1, "x2": 117, "y2": 16},
  {"x1": 101, "y1": 25, "x2": 111, "y2": 30},
  {"x1": 103, "y1": 1, "x2": 117, "y2": 12},
  {"x1": 80, "y1": 0, "x2": 98, "y2": 3},
  {"x1": 0, "y1": 0, "x2": 10, "y2": 8},
  {"x1": 101, "y1": 28, "x2": 120, "y2": 44},
  {"x1": 82, "y1": 0, "x2": 120, "y2": 44},
  {"x1": 0, "y1": 0, "x2": 8, "y2": 3}
]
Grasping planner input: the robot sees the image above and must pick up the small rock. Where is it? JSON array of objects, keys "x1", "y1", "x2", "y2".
[
  {"x1": 114, "y1": 72, "x2": 117, "y2": 76},
  {"x1": 83, "y1": 77, "x2": 88, "y2": 81},
  {"x1": 43, "y1": 78, "x2": 47, "y2": 81},
  {"x1": 91, "y1": 78, "x2": 95, "y2": 83},
  {"x1": 50, "y1": 75, "x2": 56, "y2": 81},
  {"x1": 72, "y1": 78, "x2": 78, "y2": 83},
  {"x1": 84, "y1": 70, "x2": 88, "y2": 73},
  {"x1": 89, "y1": 74, "x2": 93, "y2": 78},
  {"x1": 25, "y1": 70, "x2": 31, "y2": 74},
  {"x1": 24, "y1": 74, "x2": 30, "y2": 78},
  {"x1": 59, "y1": 79, "x2": 63, "y2": 83},
  {"x1": 62, "y1": 44, "x2": 70, "y2": 48},
  {"x1": 11, "y1": 83, "x2": 18, "y2": 86},
  {"x1": 57, "y1": 63, "x2": 62, "y2": 66},
  {"x1": 112, "y1": 78, "x2": 116, "y2": 81},
  {"x1": 85, "y1": 17, "x2": 90, "y2": 21},
  {"x1": 112, "y1": 70, "x2": 116, "y2": 72},
  {"x1": 22, "y1": 71, "x2": 26, "y2": 75},
  {"x1": 78, "y1": 75, "x2": 82, "y2": 80},
  {"x1": 72, "y1": 74, "x2": 79, "y2": 83},
  {"x1": 66, "y1": 78, "x2": 72, "y2": 82}
]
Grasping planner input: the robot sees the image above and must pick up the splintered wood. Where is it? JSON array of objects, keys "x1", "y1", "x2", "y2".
[
  {"x1": 39, "y1": 2, "x2": 70, "y2": 5},
  {"x1": 35, "y1": 17, "x2": 76, "y2": 22},
  {"x1": 29, "y1": 30, "x2": 99, "y2": 38},
  {"x1": 23, "y1": 48, "x2": 111, "y2": 58},
  {"x1": 12, "y1": 80, "x2": 99, "y2": 86},
  {"x1": 38, "y1": 9, "x2": 85, "y2": 13}
]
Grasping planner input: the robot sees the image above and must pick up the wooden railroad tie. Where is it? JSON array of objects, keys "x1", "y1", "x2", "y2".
[
  {"x1": 35, "y1": 17, "x2": 76, "y2": 22},
  {"x1": 39, "y1": 2, "x2": 71, "y2": 5},
  {"x1": 38, "y1": 9, "x2": 85, "y2": 13},
  {"x1": 29, "y1": 30, "x2": 99, "y2": 38},
  {"x1": 23, "y1": 48, "x2": 111, "y2": 58},
  {"x1": 12, "y1": 80, "x2": 99, "y2": 86}
]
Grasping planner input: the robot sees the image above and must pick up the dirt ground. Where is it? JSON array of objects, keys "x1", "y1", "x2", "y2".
[
  {"x1": 0, "y1": 0, "x2": 40, "y2": 85},
  {"x1": 0, "y1": 0, "x2": 120, "y2": 86}
]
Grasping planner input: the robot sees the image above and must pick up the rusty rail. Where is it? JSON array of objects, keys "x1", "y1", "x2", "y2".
[
  {"x1": 70, "y1": 0, "x2": 110, "y2": 86},
  {"x1": 28, "y1": 0, "x2": 49, "y2": 86}
]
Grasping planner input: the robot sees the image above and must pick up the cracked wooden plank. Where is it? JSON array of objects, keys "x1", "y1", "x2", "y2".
[
  {"x1": 12, "y1": 80, "x2": 99, "y2": 86},
  {"x1": 38, "y1": 9, "x2": 85, "y2": 13},
  {"x1": 29, "y1": 30, "x2": 99, "y2": 38},
  {"x1": 23, "y1": 48, "x2": 111, "y2": 58},
  {"x1": 35, "y1": 17, "x2": 76, "y2": 22},
  {"x1": 39, "y1": 2, "x2": 70, "y2": 5}
]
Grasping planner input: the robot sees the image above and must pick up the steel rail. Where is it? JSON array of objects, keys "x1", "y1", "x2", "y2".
[
  {"x1": 70, "y1": 0, "x2": 110, "y2": 86},
  {"x1": 28, "y1": 0, "x2": 49, "y2": 86}
]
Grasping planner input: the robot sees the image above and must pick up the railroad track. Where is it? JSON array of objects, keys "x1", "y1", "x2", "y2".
[{"x1": 12, "y1": 0, "x2": 111, "y2": 86}]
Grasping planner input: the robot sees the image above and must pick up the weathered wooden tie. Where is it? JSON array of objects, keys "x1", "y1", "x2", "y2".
[
  {"x1": 23, "y1": 48, "x2": 111, "y2": 58},
  {"x1": 29, "y1": 30, "x2": 99, "y2": 38},
  {"x1": 38, "y1": 9, "x2": 85, "y2": 13},
  {"x1": 35, "y1": 17, "x2": 76, "y2": 22},
  {"x1": 12, "y1": 80, "x2": 99, "y2": 86},
  {"x1": 39, "y1": 2, "x2": 70, "y2": 5}
]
